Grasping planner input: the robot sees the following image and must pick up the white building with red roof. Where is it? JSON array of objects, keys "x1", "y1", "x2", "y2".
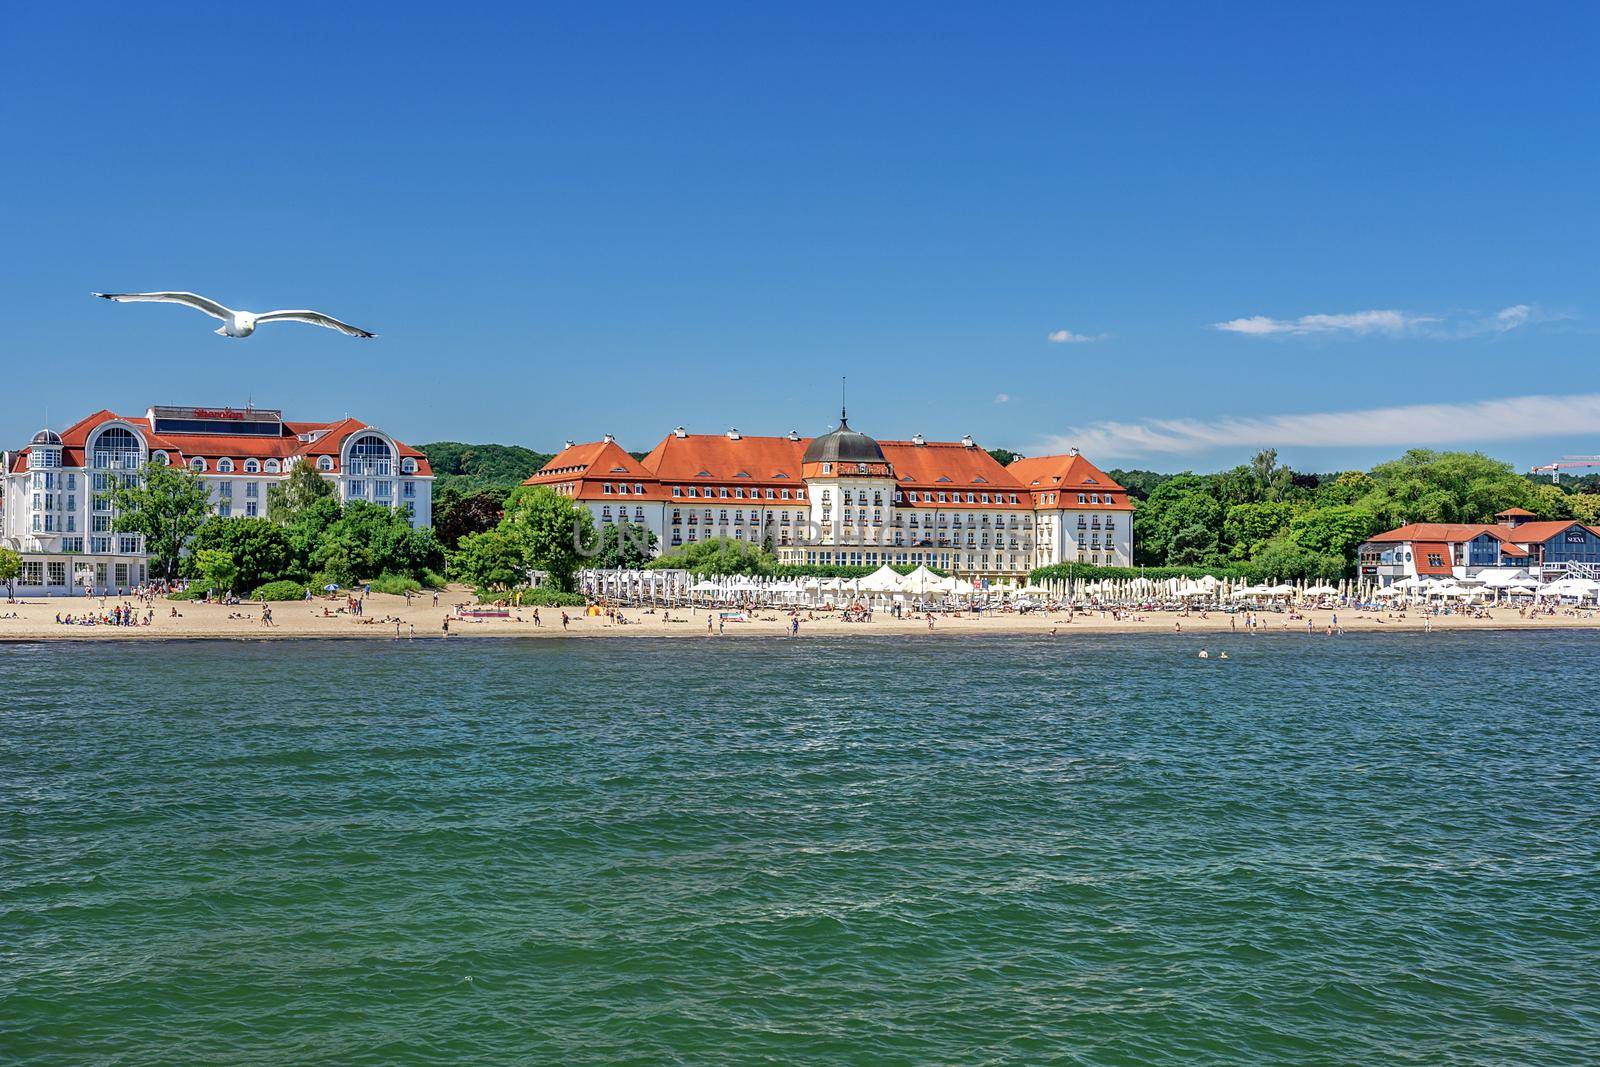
[
  {"x1": 524, "y1": 410, "x2": 1133, "y2": 579},
  {"x1": 1356, "y1": 508, "x2": 1600, "y2": 585},
  {"x1": 2, "y1": 405, "x2": 432, "y2": 595}
]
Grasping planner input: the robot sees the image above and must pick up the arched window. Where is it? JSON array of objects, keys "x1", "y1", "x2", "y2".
[
  {"x1": 91, "y1": 426, "x2": 142, "y2": 473},
  {"x1": 264, "y1": 459, "x2": 280, "y2": 473},
  {"x1": 318, "y1": 456, "x2": 334, "y2": 472},
  {"x1": 401, "y1": 457, "x2": 417, "y2": 474},
  {"x1": 217, "y1": 458, "x2": 234, "y2": 473},
  {"x1": 347, "y1": 434, "x2": 392, "y2": 477},
  {"x1": 151, "y1": 450, "x2": 169, "y2": 466},
  {"x1": 190, "y1": 457, "x2": 207, "y2": 472},
  {"x1": 244, "y1": 459, "x2": 260, "y2": 473}
]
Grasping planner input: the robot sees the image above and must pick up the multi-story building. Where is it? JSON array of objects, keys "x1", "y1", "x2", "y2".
[
  {"x1": 1, "y1": 405, "x2": 433, "y2": 595},
  {"x1": 523, "y1": 411, "x2": 1133, "y2": 579},
  {"x1": 1356, "y1": 508, "x2": 1600, "y2": 585}
]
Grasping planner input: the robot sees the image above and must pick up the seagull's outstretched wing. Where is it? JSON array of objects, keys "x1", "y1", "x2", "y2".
[
  {"x1": 92, "y1": 291, "x2": 234, "y2": 321},
  {"x1": 255, "y1": 309, "x2": 375, "y2": 338}
]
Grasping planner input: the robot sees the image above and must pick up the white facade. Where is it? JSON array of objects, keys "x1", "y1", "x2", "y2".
[{"x1": 2, "y1": 408, "x2": 433, "y2": 596}]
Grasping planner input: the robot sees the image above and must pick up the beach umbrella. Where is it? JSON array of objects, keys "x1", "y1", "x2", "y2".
[{"x1": 1303, "y1": 584, "x2": 1338, "y2": 597}]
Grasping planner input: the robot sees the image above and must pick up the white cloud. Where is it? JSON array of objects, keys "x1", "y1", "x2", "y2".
[
  {"x1": 1047, "y1": 329, "x2": 1106, "y2": 344},
  {"x1": 1214, "y1": 310, "x2": 1429, "y2": 336},
  {"x1": 1214, "y1": 304, "x2": 1547, "y2": 339},
  {"x1": 994, "y1": 393, "x2": 1011, "y2": 404},
  {"x1": 1031, "y1": 393, "x2": 1600, "y2": 460},
  {"x1": 1494, "y1": 304, "x2": 1531, "y2": 331}
]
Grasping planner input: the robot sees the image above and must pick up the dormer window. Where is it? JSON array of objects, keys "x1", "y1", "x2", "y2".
[
  {"x1": 217, "y1": 458, "x2": 234, "y2": 473},
  {"x1": 191, "y1": 457, "x2": 207, "y2": 472},
  {"x1": 857, "y1": 463, "x2": 868, "y2": 474},
  {"x1": 821, "y1": 463, "x2": 832, "y2": 474},
  {"x1": 244, "y1": 459, "x2": 260, "y2": 473},
  {"x1": 318, "y1": 456, "x2": 334, "y2": 472},
  {"x1": 265, "y1": 459, "x2": 281, "y2": 473},
  {"x1": 151, "y1": 450, "x2": 169, "y2": 466}
]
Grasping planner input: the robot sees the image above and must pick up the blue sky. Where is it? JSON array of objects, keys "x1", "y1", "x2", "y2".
[{"x1": 3, "y1": 2, "x2": 1597, "y2": 474}]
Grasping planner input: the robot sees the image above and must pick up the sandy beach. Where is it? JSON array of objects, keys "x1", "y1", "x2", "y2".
[{"x1": 2, "y1": 586, "x2": 1598, "y2": 641}]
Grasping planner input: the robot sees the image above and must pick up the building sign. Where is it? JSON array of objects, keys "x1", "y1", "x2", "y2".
[
  {"x1": 1566, "y1": 532, "x2": 1588, "y2": 544},
  {"x1": 1361, "y1": 565, "x2": 1378, "y2": 575},
  {"x1": 190, "y1": 408, "x2": 247, "y2": 420}
]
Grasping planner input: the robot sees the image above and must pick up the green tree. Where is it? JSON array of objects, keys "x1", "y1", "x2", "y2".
[
  {"x1": 649, "y1": 536, "x2": 778, "y2": 576},
  {"x1": 310, "y1": 500, "x2": 445, "y2": 583},
  {"x1": 1223, "y1": 501, "x2": 1292, "y2": 560},
  {"x1": 1245, "y1": 539, "x2": 1345, "y2": 581},
  {"x1": 418, "y1": 442, "x2": 553, "y2": 494},
  {"x1": 1168, "y1": 522, "x2": 1220, "y2": 565},
  {"x1": 0, "y1": 546, "x2": 21, "y2": 599},
  {"x1": 432, "y1": 484, "x2": 506, "y2": 549},
  {"x1": 193, "y1": 549, "x2": 239, "y2": 595},
  {"x1": 1524, "y1": 482, "x2": 1572, "y2": 520},
  {"x1": 587, "y1": 522, "x2": 658, "y2": 569},
  {"x1": 1571, "y1": 494, "x2": 1600, "y2": 527},
  {"x1": 267, "y1": 459, "x2": 334, "y2": 522},
  {"x1": 1249, "y1": 448, "x2": 1294, "y2": 502},
  {"x1": 985, "y1": 447, "x2": 1022, "y2": 467},
  {"x1": 499, "y1": 485, "x2": 595, "y2": 592},
  {"x1": 1286, "y1": 505, "x2": 1376, "y2": 564},
  {"x1": 111, "y1": 463, "x2": 212, "y2": 580},
  {"x1": 283, "y1": 496, "x2": 343, "y2": 571},
  {"x1": 185, "y1": 517, "x2": 295, "y2": 591},
  {"x1": 1359, "y1": 450, "x2": 1531, "y2": 526},
  {"x1": 450, "y1": 526, "x2": 532, "y2": 589}
]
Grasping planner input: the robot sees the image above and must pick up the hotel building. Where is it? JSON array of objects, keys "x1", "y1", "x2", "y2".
[
  {"x1": 1356, "y1": 508, "x2": 1600, "y2": 585},
  {"x1": 1, "y1": 406, "x2": 433, "y2": 595},
  {"x1": 524, "y1": 411, "x2": 1133, "y2": 579}
]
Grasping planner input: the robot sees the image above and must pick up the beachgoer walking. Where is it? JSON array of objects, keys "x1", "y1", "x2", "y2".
[{"x1": 442, "y1": 617, "x2": 450, "y2": 637}]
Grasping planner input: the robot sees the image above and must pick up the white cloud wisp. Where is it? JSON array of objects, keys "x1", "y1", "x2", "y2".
[
  {"x1": 1213, "y1": 304, "x2": 1540, "y2": 339},
  {"x1": 1032, "y1": 393, "x2": 1600, "y2": 460},
  {"x1": 1047, "y1": 329, "x2": 1107, "y2": 344}
]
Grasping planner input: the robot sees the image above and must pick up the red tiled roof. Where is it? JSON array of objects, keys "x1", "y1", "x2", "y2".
[
  {"x1": 640, "y1": 434, "x2": 805, "y2": 484},
  {"x1": 1495, "y1": 507, "x2": 1535, "y2": 517},
  {"x1": 525, "y1": 440, "x2": 668, "y2": 500},
  {"x1": 1007, "y1": 452, "x2": 1133, "y2": 511},
  {"x1": 1413, "y1": 542, "x2": 1455, "y2": 575},
  {"x1": 14, "y1": 410, "x2": 431, "y2": 476}
]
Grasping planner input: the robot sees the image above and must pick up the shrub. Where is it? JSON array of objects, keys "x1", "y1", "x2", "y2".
[
  {"x1": 477, "y1": 585, "x2": 585, "y2": 607},
  {"x1": 167, "y1": 587, "x2": 207, "y2": 601},
  {"x1": 368, "y1": 573, "x2": 422, "y2": 596},
  {"x1": 251, "y1": 580, "x2": 311, "y2": 601},
  {"x1": 419, "y1": 568, "x2": 449, "y2": 590}
]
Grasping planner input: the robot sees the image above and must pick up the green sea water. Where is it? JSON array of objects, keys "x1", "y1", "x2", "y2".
[{"x1": 3, "y1": 632, "x2": 1598, "y2": 1064}]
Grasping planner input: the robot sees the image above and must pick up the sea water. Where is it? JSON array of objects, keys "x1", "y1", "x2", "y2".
[{"x1": 3, "y1": 633, "x2": 1598, "y2": 1063}]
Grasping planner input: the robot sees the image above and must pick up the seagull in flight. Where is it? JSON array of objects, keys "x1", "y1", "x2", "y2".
[{"x1": 93, "y1": 291, "x2": 375, "y2": 338}]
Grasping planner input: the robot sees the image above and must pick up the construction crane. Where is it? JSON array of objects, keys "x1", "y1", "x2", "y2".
[{"x1": 1530, "y1": 456, "x2": 1600, "y2": 482}]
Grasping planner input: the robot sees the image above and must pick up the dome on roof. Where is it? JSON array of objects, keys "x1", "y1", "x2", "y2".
[
  {"x1": 31, "y1": 428, "x2": 62, "y2": 446},
  {"x1": 802, "y1": 411, "x2": 886, "y2": 466}
]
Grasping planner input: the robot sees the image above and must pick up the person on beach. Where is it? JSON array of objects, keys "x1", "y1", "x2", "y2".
[
  {"x1": 707, "y1": 615, "x2": 714, "y2": 636},
  {"x1": 562, "y1": 611, "x2": 570, "y2": 631},
  {"x1": 532, "y1": 608, "x2": 541, "y2": 627},
  {"x1": 442, "y1": 616, "x2": 450, "y2": 637},
  {"x1": 790, "y1": 616, "x2": 799, "y2": 637}
]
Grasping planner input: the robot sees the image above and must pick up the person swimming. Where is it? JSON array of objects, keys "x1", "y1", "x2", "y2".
[{"x1": 1198, "y1": 649, "x2": 1209, "y2": 659}]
